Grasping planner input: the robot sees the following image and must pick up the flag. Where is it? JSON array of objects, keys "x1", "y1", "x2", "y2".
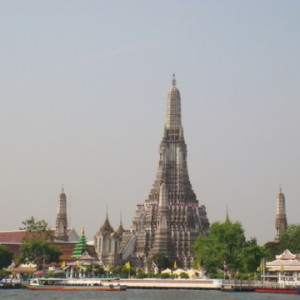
[
  {"x1": 173, "y1": 260, "x2": 177, "y2": 270},
  {"x1": 152, "y1": 261, "x2": 158, "y2": 270},
  {"x1": 280, "y1": 263, "x2": 284, "y2": 273},
  {"x1": 124, "y1": 261, "x2": 131, "y2": 270},
  {"x1": 60, "y1": 261, "x2": 66, "y2": 268},
  {"x1": 223, "y1": 261, "x2": 228, "y2": 271},
  {"x1": 259, "y1": 259, "x2": 265, "y2": 273}
]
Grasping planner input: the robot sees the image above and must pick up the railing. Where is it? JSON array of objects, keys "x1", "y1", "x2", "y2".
[{"x1": 121, "y1": 234, "x2": 137, "y2": 260}]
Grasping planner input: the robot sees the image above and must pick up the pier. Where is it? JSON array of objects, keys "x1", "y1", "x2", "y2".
[
  {"x1": 221, "y1": 280, "x2": 256, "y2": 292},
  {"x1": 0, "y1": 279, "x2": 25, "y2": 289}
]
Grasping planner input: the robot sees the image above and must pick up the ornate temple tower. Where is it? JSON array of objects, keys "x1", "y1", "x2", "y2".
[
  {"x1": 94, "y1": 212, "x2": 123, "y2": 267},
  {"x1": 130, "y1": 75, "x2": 209, "y2": 268},
  {"x1": 55, "y1": 187, "x2": 68, "y2": 241},
  {"x1": 275, "y1": 187, "x2": 288, "y2": 241}
]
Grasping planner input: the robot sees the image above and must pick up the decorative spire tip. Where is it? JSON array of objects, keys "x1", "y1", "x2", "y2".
[
  {"x1": 172, "y1": 73, "x2": 176, "y2": 87},
  {"x1": 279, "y1": 184, "x2": 282, "y2": 194}
]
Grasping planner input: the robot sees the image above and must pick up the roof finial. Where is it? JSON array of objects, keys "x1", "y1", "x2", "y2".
[
  {"x1": 225, "y1": 202, "x2": 230, "y2": 223},
  {"x1": 279, "y1": 184, "x2": 282, "y2": 194},
  {"x1": 61, "y1": 184, "x2": 64, "y2": 193},
  {"x1": 172, "y1": 73, "x2": 176, "y2": 87},
  {"x1": 106, "y1": 203, "x2": 109, "y2": 220}
]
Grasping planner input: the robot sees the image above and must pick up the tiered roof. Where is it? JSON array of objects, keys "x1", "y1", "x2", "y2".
[
  {"x1": 72, "y1": 228, "x2": 87, "y2": 258},
  {"x1": 267, "y1": 249, "x2": 300, "y2": 272}
]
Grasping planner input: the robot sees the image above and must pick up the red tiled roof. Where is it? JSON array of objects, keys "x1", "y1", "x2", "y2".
[
  {"x1": 55, "y1": 242, "x2": 98, "y2": 262},
  {"x1": 0, "y1": 230, "x2": 26, "y2": 243},
  {"x1": 0, "y1": 231, "x2": 98, "y2": 263},
  {"x1": 0, "y1": 229, "x2": 76, "y2": 244}
]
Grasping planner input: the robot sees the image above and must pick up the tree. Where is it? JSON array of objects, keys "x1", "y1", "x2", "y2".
[
  {"x1": 279, "y1": 224, "x2": 300, "y2": 253},
  {"x1": 192, "y1": 221, "x2": 264, "y2": 274},
  {"x1": 20, "y1": 217, "x2": 54, "y2": 241},
  {"x1": 264, "y1": 241, "x2": 281, "y2": 261},
  {"x1": 0, "y1": 245, "x2": 13, "y2": 269},
  {"x1": 237, "y1": 238, "x2": 264, "y2": 273},
  {"x1": 19, "y1": 217, "x2": 61, "y2": 269},
  {"x1": 149, "y1": 253, "x2": 172, "y2": 271},
  {"x1": 264, "y1": 224, "x2": 300, "y2": 261},
  {"x1": 20, "y1": 239, "x2": 61, "y2": 270}
]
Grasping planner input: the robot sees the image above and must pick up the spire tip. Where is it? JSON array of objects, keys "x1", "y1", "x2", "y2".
[{"x1": 172, "y1": 73, "x2": 176, "y2": 86}]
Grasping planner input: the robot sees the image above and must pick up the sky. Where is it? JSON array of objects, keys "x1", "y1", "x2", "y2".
[{"x1": 0, "y1": 1, "x2": 299, "y2": 245}]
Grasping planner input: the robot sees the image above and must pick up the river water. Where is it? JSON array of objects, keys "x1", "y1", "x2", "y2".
[{"x1": 1, "y1": 289, "x2": 300, "y2": 300}]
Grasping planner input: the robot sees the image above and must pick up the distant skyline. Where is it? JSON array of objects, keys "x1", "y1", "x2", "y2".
[{"x1": 1, "y1": 1, "x2": 300, "y2": 244}]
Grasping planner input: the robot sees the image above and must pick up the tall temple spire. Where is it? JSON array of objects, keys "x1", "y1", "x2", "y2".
[
  {"x1": 55, "y1": 187, "x2": 68, "y2": 241},
  {"x1": 130, "y1": 75, "x2": 209, "y2": 269},
  {"x1": 165, "y1": 74, "x2": 182, "y2": 129},
  {"x1": 275, "y1": 186, "x2": 288, "y2": 241}
]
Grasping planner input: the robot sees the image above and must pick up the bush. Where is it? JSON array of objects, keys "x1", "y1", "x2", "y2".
[
  {"x1": 179, "y1": 272, "x2": 189, "y2": 279},
  {"x1": 0, "y1": 269, "x2": 12, "y2": 278},
  {"x1": 208, "y1": 272, "x2": 227, "y2": 279},
  {"x1": 136, "y1": 272, "x2": 147, "y2": 279}
]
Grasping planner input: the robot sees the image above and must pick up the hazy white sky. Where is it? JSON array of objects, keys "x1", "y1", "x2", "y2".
[{"x1": 0, "y1": 1, "x2": 299, "y2": 244}]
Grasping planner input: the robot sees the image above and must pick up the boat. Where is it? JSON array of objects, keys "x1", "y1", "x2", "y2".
[
  {"x1": 119, "y1": 278, "x2": 222, "y2": 289},
  {"x1": 255, "y1": 279, "x2": 300, "y2": 294},
  {"x1": 26, "y1": 277, "x2": 127, "y2": 291},
  {"x1": 255, "y1": 286, "x2": 300, "y2": 294}
]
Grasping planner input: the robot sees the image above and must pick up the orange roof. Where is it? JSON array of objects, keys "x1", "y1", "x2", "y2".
[
  {"x1": 55, "y1": 242, "x2": 98, "y2": 262},
  {"x1": 0, "y1": 230, "x2": 98, "y2": 263},
  {"x1": 0, "y1": 230, "x2": 27, "y2": 243},
  {"x1": 0, "y1": 229, "x2": 76, "y2": 244}
]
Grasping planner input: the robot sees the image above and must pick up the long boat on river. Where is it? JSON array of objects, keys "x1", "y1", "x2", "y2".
[
  {"x1": 26, "y1": 277, "x2": 127, "y2": 291},
  {"x1": 119, "y1": 278, "x2": 222, "y2": 289}
]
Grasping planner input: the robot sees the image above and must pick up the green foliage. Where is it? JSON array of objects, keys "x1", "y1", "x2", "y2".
[
  {"x1": 110, "y1": 265, "x2": 136, "y2": 278},
  {"x1": 84, "y1": 264, "x2": 105, "y2": 277},
  {"x1": 136, "y1": 272, "x2": 148, "y2": 279},
  {"x1": 20, "y1": 239, "x2": 62, "y2": 270},
  {"x1": 279, "y1": 224, "x2": 300, "y2": 253},
  {"x1": 0, "y1": 269, "x2": 12, "y2": 278},
  {"x1": 19, "y1": 217, "x2": 61, "y2": 269},
  {"x1": 237, "y1": 238, "x2": 264, "y2": 273},
  {"x1": 179, "y1": 272, "x2": 189, "y2": 279},
  {"x1": 160, "y1": 272, "x2": 170, "y2": 278},
  {"x1": 149, "y1": 253, "x2": 172, "y2": 270},
  {"x1": 207, "y1": 272, "x2": 227, "y2": 279},
  {"x1": 20, "y1": 217, "x2": 54, "y2": 241},
  {"x1": 263, "y1": 224, "x2": 300, "y2": 261},
  {"x1": 93, "y1": 264, "x2": 105, "y2": 276},
  {"x1": 46, "y1": 271, "x2": 66, "y2": 278},
  {"x1": 0, "y1": 245, "x2": 13, "y2": 269},
  {"x1": 263, "y1": 241, "x2": 281, "y2": 261},
  {"x1": 192, "y1": 220, "x2": 264, "y2": 274}
]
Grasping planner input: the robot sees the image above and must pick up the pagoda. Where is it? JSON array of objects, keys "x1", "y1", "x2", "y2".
[
  {"x1": 55, "y1": 187, "x2": 68, "y2": 241},
  {"x1": 72, "y1": 228, "x2": 87, "y2": 258},
  {"x1": 275, "y1": 187, "x2": 288, "y2": 241},
  {"x1": 121, "y1": 75, "x2": 210, "y2": 269}
]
